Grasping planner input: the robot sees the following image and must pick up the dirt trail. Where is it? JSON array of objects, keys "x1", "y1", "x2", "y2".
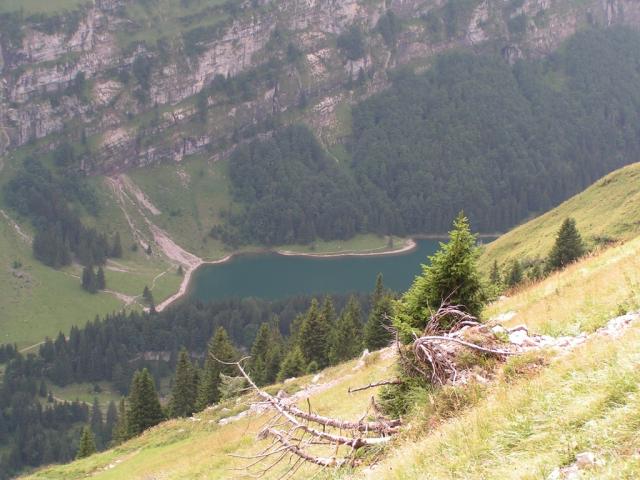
[
  {"x1": 0, "y1": 209, "x2": 33, "y2": 244},
  {"x1": 105, "y1": 174, "x2": 206, "y2": 312},
  {"x1": 117, "y1": 174, "x2": 162, "y2": 216},
  {"x1": 104, "y1": 289, "x2": 139, "y2": 306}
]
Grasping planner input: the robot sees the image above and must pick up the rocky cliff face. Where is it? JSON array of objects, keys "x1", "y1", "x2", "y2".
[{"x1": 1, "y1": 0, "x2": 638, "y2": 173}]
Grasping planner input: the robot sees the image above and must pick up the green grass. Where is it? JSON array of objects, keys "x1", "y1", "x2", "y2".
[
  {"x1": 0, "y1": 155, "x2": 179, "y2": 348},
  {"x1": 23, "y1": 353, "x2": 396, "y2": 479},
  {"x1": 364, "y1": 326, "x2": 640, "y2": 480},
  {"x1": 128, "y1": 155, "x2": 233, "y2": 260},
  {"x1": 25, "y1": 237, "x2": 640, "y2": 479},
  {"x1": 480, "y1": 162, "x2": 640, "y2": 271},
  {"x1": 0, "y1": 215, "x2": 125, "y2": 349},
  {"x1": 483, "y1": 235, "x2": 640, "y2": 336},
  {"x1": 115, "y1": 0, "x2": 230, "y2": 48},
  {"x1": 0, "y1": 0, "x2": 87, "y2": 15},
  {"x1": 50, "y1": 381, "x2": 122, "y2": 406}
]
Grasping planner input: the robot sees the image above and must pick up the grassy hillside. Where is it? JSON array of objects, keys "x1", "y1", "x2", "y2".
[
  {"x1": 22, "y1": 352, "x2": 396, "y2": 479},
  {"x1": 0, "y1": 149, "x2": 408, "y2": 348},
  {"x1": 480, "y1": 162, "x2": 640, "y2": 270},
  {"x1": 25, "y1": 234, "x2": 640, "y2": 479},
  {"x1": 361, "y1": 237, "x2": 640, "y2": 479}
]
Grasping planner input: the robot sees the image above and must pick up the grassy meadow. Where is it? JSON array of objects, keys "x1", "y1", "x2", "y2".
[
  {"x1": 24, "y1": 233, "x2": 640, "y2": 479},
  {"x1": 480, "y1": 162, "x2": 640, "y2": 270}
]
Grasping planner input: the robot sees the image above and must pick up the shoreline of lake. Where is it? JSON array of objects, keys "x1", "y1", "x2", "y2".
[
  {"x1": 276, "y1": 237, "x2": 418, "y2": 258},
  {"x1": 157, "y1": 234, "x2": 499, "y2": 310},
  {"x1": 155, "y1": 237, "x2": 419, "y2": 312}
]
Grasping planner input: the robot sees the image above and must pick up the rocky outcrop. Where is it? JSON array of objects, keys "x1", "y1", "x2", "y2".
[{"x1": 1, "y1": 0, "x2": 639, "y2": 170}]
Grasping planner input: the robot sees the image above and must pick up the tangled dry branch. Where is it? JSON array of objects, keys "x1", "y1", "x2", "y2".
[
  {"x1": 409, "y1": 303, "x2": 518, "y2": 385},
  {"x1": 217, "y1": 356, "x2": 402, "y2": 478}
]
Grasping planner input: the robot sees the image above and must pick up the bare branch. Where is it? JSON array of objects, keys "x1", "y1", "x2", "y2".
[
  {"x1": 348, "y1": 379, "x2": 403, "y2": 393},
  {"x1": 264, "y1": 428, "x2": 352, "y2": 467},
  {"x1": 414, "y1": 336, "x2": 517, "y2": 357}
]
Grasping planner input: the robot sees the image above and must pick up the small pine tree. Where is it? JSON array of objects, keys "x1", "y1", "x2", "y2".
[
  {"x1": 489, "y1": 260, "x2": 501, "y2": 285},
  {"x1": 105, "y1": 400, "x2": 118, "y2": 445},
  {"x1": 298, "y1": 299, "x2": 331, "y2": 369},
  {"x1": 277, "y1": 346, "x2": 306, "y2": 382},
  {"x1": 38, "y1": 379, "x2": 47, "y2": 397},
  {"x1": 249, "y1": 323, "x2": 271, "y2": 386},
  {"x1": 112, "y1": 398, "x2": 129, "y2": 445},
  {"x1": 126, "y1": 369, "x2": 164, "y2": 437},
  {"x1": 506, "y1": 260, "x2": 523, "y2": 287},
  {"x1": 169, "y1": 348, "x2": 198, "y2": 418},
  {"x1": 177, "y1": 265, "x2": 184, "y2": 276},
  {"x1": 145, "y1": 244, "x2": 153, "y2": 255},
  {"x1": 111, "y1": 232, "x2": 123, "y2": 258},
  {"x1": 81, "y1": 266, "x2": 97, "y2": 293},
  {"x1": 96, "y1": 267, "x2": 106, "y2": 290},
  {"x1": 196, "y1": 327, "x2": 237, "y2": 410},
  {"x1": 364, "y1": 274, "x2": 394, "y2": 350},
  {"x1": 249, "y1": 320, "x2": 285, "y2": 386},
  {"x1": 547, "y1": 218, "x2": 585, "y2": 272},
  {"x1": 142, "y1": 286, "x2": 154, "y2": 306},
  {"x1": 89, "y1": 397, "x2": 104, "y2": 449},
  {"x1": 76, "y1": 426, "x2": 97, "y2": 459},
  {"x1": 395, "y1": 212, "x2": 484, "y2": 339},
  {"x1": 328, "y1": 296, "x2": 363, "y2": 364}
]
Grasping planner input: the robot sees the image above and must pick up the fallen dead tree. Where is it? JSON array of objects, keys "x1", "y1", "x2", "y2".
[
  {"x1": 221, "y1": 303, "x2": 526, "y2": 477},
  {"x1": 219, "y1": 356, "x2": 402, "y2": 478},
  {"x1": 406, "y1": 303, "x2": 520, "y2": 386}
]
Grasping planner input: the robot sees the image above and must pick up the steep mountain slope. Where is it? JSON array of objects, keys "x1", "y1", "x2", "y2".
[
  {"x1": 22, "y1": 350, "x2": 398, "y2": 479},
  {"x1": 23, "y1": 232, "x2": 640, "y2": 479},
  {"x1": 480, "y1": 162, "x2": 640, "y2": 271},
  {"x1": 2, "y1": 0, "x2": 640, "y2": 171}
]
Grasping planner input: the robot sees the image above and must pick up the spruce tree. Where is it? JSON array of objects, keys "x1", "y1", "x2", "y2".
[
  {"x1": 169, "y1": 348, "x2": 198, "y2": 417},
  {"x1": 96, "y1": 267, "x2": 106, "y2": 290},
  {"x1": 328, "y1": 296, "x2": 363, "y2": 364},
  {"x1": 111, "y1": 232, "x2": 123, "y2": 258},
  {"x1": 81, "y1": 266, "x2": 97, "y2": 293},
  {"x1": 277, "y1": 346, "x2": 306, "y2": 382},
  {"x1": 547, "y1": 218, "x2": 585, "y2": 272},
  {"x1": 112, "y1": 398, "x2": 129, "y2": 445},
  {"x1": 142, "y1": 286, "x2": 154, "y2": 306},
  {"x1": 320, "y1": 296, "x2": 337, "y2": 329},
  {"x1": 89, "y1": 398, "x2": 104, "y2": 449},
  {"x1": 196, "y1": 327, "x2": 237, "y2": 410},
  {"x1": 364, "y1": 274, "x2": 394, "y2": 350},
  {"x1": 298, "y1": 299, "x2": 331, "y2": 368},
  {"x1": 249, "y1": 323, "x2": 270, "y2": 386},
  {"x1": 38, "y1": 379, "x2": 47, "y2": 397},
  {"x1": 126, "y1": 369, "x2": 164, "y2": 437},
  {"x1": 489, "y1": 260, "x2": 501, "y2": 285},
  {"x1": 395, "y1": 212, "x2": 484, "y2": 338},
  {"x1": 506, "y1": 259, "x2": 523, "y2": 287},
  {"x1": 105, "y1": 401, "x2": 118, "y2": 445},
  {"x1": 264, "y1": 322, "x2": 284, "y2": 385},
  {"x1": 76, "y1": 426, "x2": 97, "y2": 459}
]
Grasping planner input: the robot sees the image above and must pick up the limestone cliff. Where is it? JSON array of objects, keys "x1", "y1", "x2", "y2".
[{"x1": 1, "y1": 0, "x2": 638, "y2": 172}]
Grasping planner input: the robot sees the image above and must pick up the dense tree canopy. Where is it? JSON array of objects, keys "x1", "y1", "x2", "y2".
[
  {"x1": 221, "y1": 27, "x2": 640, "y2": 246},
  {"x1": 222, "y1": 125, "x2": 368, "y2": 246},
  {"x1": 350, "y1": 28, "x2": 640, "y2": 235},
  {"x1": 3, "y1": 158, "x2": 117, "y2": 267}
]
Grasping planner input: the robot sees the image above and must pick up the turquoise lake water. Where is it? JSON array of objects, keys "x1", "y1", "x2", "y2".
[{"x1": 188, "y1": 239, "x2": 456, "y2": 301}]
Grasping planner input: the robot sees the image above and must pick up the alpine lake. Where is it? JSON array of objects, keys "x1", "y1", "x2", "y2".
[{"x1": 188, "y1": 238, "x2": 494, "y2": 301}]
